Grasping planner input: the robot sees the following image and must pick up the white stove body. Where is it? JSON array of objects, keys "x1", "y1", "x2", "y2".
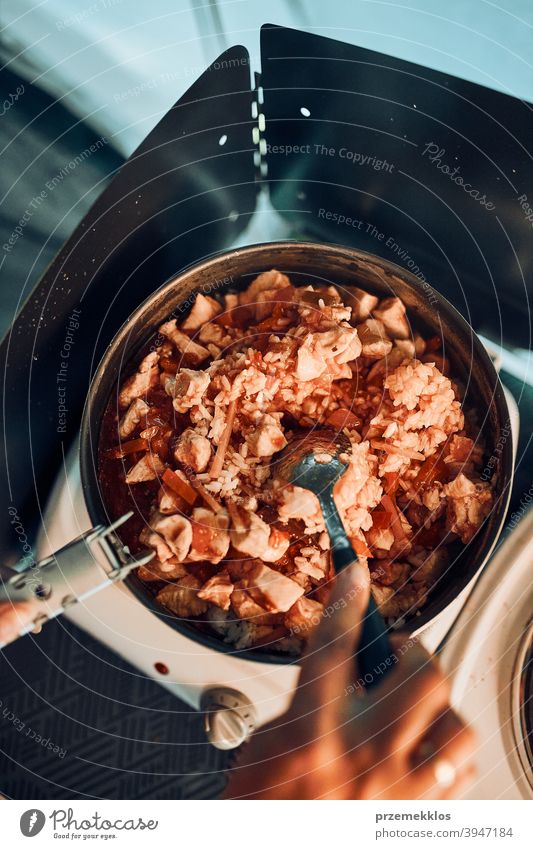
[{"x1": 440, "y1": 508, "x2": 533, "y2": 799}]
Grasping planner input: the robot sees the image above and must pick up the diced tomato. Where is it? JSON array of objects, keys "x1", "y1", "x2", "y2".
[
  {"x1": 325, "y1": 408, "x2": 360, "y2": 429},
  {"x1": 371, "y1": 510, "x2": 392, "y2": 530},
  {"x1": 382, "y1": 472, "x2": 400, "y2": 496},
  {"x1": 414, "y1": 454, "x2": 448, "y2": 488},
  {"x1": 351, "y1": 538, "x2": 372, "y2": 558},
  {"x1": 162, "y1": 468, "x2": 197, "y2": 506}
]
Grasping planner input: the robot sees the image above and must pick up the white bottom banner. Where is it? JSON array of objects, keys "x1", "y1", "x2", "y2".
[{"x1": 1, "y1": 800, "x2": 533, "y2": 847}]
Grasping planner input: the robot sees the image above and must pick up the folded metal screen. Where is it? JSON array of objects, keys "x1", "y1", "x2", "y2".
[
  {"x1": 260, "y1": 24, "x2": 533, "y2": 348},
  {"x1": 0, "y1": 46, "x2": 257, "y2": 556}
]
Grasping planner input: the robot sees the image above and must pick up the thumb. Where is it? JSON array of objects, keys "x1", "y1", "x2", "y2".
[{"x1": 298, "y1": 559, "x2": 371, "y2": 697}]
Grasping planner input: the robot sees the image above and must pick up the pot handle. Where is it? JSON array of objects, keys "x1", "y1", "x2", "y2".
[{"x1": 0, "y1": 513, "x2": 153, "y2": 648}]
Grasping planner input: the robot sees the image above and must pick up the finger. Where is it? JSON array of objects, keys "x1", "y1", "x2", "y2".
[
  {"x1": 368, "y1": 642, "x2": 451, "y2": 751},
  {"x1": 411, "y1": 708, "x2": 477, "y2": 782},
  {"x1": 296, "y1": 560, "x2": 370, "y2": 701},
  {"x1": 0, "y1": 601, "x2": 36, "y2": 646}
]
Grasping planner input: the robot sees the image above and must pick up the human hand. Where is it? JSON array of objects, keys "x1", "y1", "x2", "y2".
[
  {"x1": 0, "y1": 601, "x2": 38, "y2": 647},
  {"x1": 225, "y1": 561, "x2": 476, "y2": 799}
]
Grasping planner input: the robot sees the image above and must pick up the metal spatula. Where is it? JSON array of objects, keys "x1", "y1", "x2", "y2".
[{"x1": 275, "y1": 427, "x2": 393, "y2": 689}]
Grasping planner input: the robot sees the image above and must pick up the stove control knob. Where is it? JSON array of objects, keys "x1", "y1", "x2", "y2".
[{"x1": 201, "y1": 687, "x2": 257, "y2": 750}]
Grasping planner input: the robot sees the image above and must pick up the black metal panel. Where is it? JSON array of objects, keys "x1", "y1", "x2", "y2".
[
  {"x1": 0, "y1": 46, "x2": 258, "y2": 558},
  {"x1": 260, "y1": 24, "x2": 533, "y2": 347}
]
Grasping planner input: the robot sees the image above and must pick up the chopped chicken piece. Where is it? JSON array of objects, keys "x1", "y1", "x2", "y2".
[
  {"x1": 230, "y1": 588, "x2": 274, "y2": 623},
  {"x1": 158, "y1": 484, "x2": 187, "y2": 515},
  {"x1": 443, "y1": 474, "x2": 492, "y2": 543},
  {"x1": 356, "y1": 318, "x2": 393, "y2": 358},
  {"x1": 255, "y1": 291, "x2": 287, "y2": 321},
  {"x1": 137, "y1": 558, "x2": 188, "y2": 582},
  {"x1": 296, "y1": 325, "x2": 361, "y2": 381},
  {"x1": 159, "y1": 319, "x2": 210, "y2": 363},
  {"x1": 156, "y1": 575, "x2": 208, "y2": 618},
  {"x1": 414, "y1": 333, "x2": 426, "y2": 357},
  {"x1": 370, "y1": 583, "x2": 398, "y2": 617},
  {"x1": 139, "y1": 525, "x2": 174, "y2": 562},
  {"x1": 277, "y1": 485, "x2": 322, "y2": 525},
  {"x1": 152, "y1": 513, "x2": 193, "y2": 561},
  {"x1": 239, "y1": 269, "x2": 291, "y2": 312},
  {"x1": 366, "y1": 347, "x2": 406, "y2": 383},
  {"x1": 119, "y1": 398, "x2": 149, "y2": 438},
  {"x1": 125, "y1": 453, "x2": 165, "y2": 484},
  {"x1": 284, "y1": 596, "x2": 324, "y2": 634},
  {"x1": 395, "y1": 338, "x2": 416, "y2": 359},
  {"x1": 232, "y1": 365, "x2": 267, "y2": 397},
  {"x1": 239, "y1": 561, "x2": 304, "y2": 613},
  {"x1": 446, "y1": 435, "x2": 476, "y2": 464},
  {"x1": 198, "y1": 322, "x2": 237, "y2": 349},
  {"x1": 421, "y1": 481, "x2": 445, "y2": 513},
  {"x1": 181, "y1": 293, "x2": 222, "y2": 331},
  {"x1": 333, "y1": 442, "x2": 383, "y2": 519},
  {"x1": 197, "y1": 570, "x2": 233, "y2": 610},
  {"x1": 224, "y1": 293, "x2": 239, "y2": 310},
  {"x1": 371, "y1": 559, "x2": 410, "y2": 587},
  {"x1": 342, "y1": 286, "x2": 379, "y2": 321},
  {"x1": 174, "y1": 428, "x2": 212, "y2": 472},
  {"x1": 374, "y1": 297, "x2": 410, "y2": 339},
  {"x1": 188, "y1": 508, "x2": 230, "y2": 563},
  {"x1": 229, "y1": 505, "x2": 290, "y2": 562},
  {"x1": 118, "y1": 352, "x2": 160, "y2": 409},
  {"x1": 245, "y1": 415, "x2": 287, "y2": 457},
  {"x1": 367, "y1": 526, "x2": 395, "y2": 551},
  {"x1": 407, "y1": 548, "x2": 449, "y2": 585},
  {"x1": 166, "y1": 368, "x2": 211, "y2": 414},
  {"x1": 264, "y1": 527, "x2": 291, "y2": 562},
  {"x1": 293, "y1": 546, "x2": 328, "y2": 582}
]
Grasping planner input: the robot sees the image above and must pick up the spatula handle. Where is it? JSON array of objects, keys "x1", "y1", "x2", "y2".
[{"x1": 331, "y1": 543, "x2": 394, "y2": 691}]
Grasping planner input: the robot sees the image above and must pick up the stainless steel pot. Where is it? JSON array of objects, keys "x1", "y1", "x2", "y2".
[{"x1": 1, "y1": 241, "x2": 514, "y2": 660}]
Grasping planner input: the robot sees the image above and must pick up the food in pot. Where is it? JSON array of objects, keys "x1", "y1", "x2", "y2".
[{"x1": 98, "y1": 272, "x2": 494, "y2": 653}]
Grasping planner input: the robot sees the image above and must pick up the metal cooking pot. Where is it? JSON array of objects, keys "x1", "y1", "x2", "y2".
[{"x1": 1, "y1": 241, "x2": 514, "y2": 661}]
